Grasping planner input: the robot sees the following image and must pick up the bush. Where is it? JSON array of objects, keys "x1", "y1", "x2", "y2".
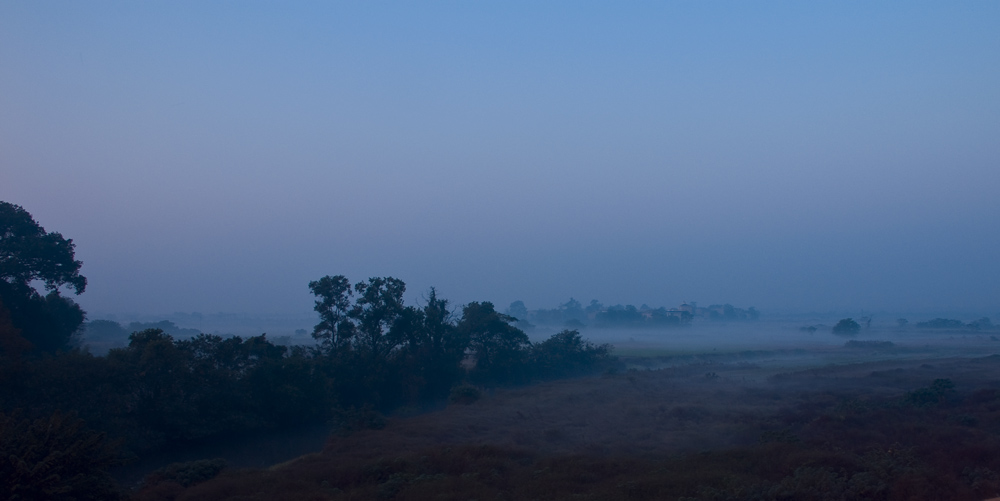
[
  {"x1": 0, "y1": 411, "x2": 125, "y2": 500},
  {"x1": 331, "y1": 405, "x2": 386, "y2": 435},
  {"x1": 530, "y1": 329, "x2": 616, "y2": 380},
  {"x1": 832, "y1": 318, "x2": 861, "y2": 335},
  {"x1": 449, "y1": 384, "x2": 482, "y2": 405},
  {"x1": 904, "y1": 379, "x2": 956, "y2": 407}
]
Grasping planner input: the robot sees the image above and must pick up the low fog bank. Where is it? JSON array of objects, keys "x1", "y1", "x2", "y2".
[
  {"x1": 79, "y1": 312, "x2": 318, "y2": 354},
  {"x1": 79, "y1": 307, "x2": 1000, "y2": 359}
]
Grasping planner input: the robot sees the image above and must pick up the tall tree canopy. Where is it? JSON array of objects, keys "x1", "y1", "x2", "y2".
[
  {"x1": 0, "y1": 201, "x2": 87, "y2": 354},
  {"x1": 0, "y1": 201, "x2": 86, "y2": 295}
]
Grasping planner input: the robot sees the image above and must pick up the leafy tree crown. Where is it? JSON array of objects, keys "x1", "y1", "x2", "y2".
[{"x1": 0, "y1": 201, "x2": 86, "y2": 294}]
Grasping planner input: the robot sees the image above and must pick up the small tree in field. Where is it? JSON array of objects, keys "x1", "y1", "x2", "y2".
[{"x1": 832, "y1": 318, "x2": 861, "y2": 335}]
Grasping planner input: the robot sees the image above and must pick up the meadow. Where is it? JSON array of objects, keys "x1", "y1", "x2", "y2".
[{"x1": 134, "y1": 327, "x2": 1000, "y2": 500}]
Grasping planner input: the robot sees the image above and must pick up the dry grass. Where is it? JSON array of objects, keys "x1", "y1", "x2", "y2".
[{"x1": 138, "y1": 353, "x2": 1000, "y2": 500}]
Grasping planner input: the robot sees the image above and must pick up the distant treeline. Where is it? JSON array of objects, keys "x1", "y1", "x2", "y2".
[
  {"x1": 505, "y1": 298, "x2": 759, "y2": 329},
  {"x1": 913, "y1": 317, "x2": 995, "y2": 330},
  {"x1": 83, "y1": 319, "x2": 201, "y2": 341}
]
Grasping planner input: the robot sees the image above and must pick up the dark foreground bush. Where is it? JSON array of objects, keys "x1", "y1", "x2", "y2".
[
  {"x1": 0, "y1": 411, "x2": 125, "y2": 500},
  {"x1": 330, "y1": 405, "x2": 386, "y2": 435},
  {"x1": 448, "y1": 384, "x2": 482, "y2": 405},
  {"x1": 904, "y1": 378, "x2": 956, "y2": 407}
]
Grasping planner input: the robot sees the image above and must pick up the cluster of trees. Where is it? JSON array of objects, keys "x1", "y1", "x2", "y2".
[
  {"x1": 2, "y1": 330, "x2": 330, "y2": 452},
  {"x1": 508, "y1": 299, "x2": 695, "y2": 329},
  {"x1": 0, "y1": 201, "x2": 617, "y2": 496},
  {"x1": 306, "y1": 276, "x2": 615, "y2": 407},
  {"x1": 2, "y1": 287, "x2": 615, "y2": 457}
]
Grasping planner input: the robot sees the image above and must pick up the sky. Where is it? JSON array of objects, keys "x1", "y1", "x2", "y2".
[{"x1": 1, "y1": 2, "x2": 998, "y2": 320}]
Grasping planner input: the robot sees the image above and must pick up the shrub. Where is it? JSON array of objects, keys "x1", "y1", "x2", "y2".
[
  {"x1": 331, "y1": 405, "x2": 386, "y2": 435},
  {"x1": 904, "y1": 379, "x2": 956, "y2": 407},
  {"x1": 530, "y1": 329, "x2": 616, "y2": 380},
  {"x1": 0, "y1": 411, "x2": 125, "y2": 500},
  {"x1": 832, "y1": 318, "x2": 861, "y2": 335},
  {"x1": 449, "y1": 384, "x2": 482, "y2": 405}
]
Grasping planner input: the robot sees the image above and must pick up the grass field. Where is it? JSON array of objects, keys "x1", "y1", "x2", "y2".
[{"x1": 135, "y1": 328, "x2": 1000, "y2": 500}]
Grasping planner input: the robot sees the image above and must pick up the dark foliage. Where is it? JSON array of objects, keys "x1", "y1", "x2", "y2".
[
  {"x1": 0, "y1": 411, "x2": 125, "y2": 500},
  {"x1": 448, "y1": 384, "x2": 482, "y2": 405},
  {"x1": 0, "y1": 201, "x2": 87, "y2": 355},
  {"x1": 0, "y1": 201, "x2": 86, "y2": 294},
  {"x1": 126, "y1": 320, "x2": 201, "y2": 338},
  {"x1": 459, "y1": 301, "x2": 532, "y2": 386},
  {"x1": 330, "y1": 405, "x2": 387, "y2": 435},
  {"x1": 903, "y1": 378, "x2": 956, "y2": 407},
  {"x1": 0, "y1": 281, "x2": 86, "y2": 355},
  {"x1": 832, "y1": 318, "x2": 861, "y2": 335},
  {"x1": 529, "y1": 329, "x2": 616, "y2": 380},
  {"x1": 1, "y1": 261, "x2": 617, "y2": 497},
  {"x1": 1, "y1": 329, "x2": 331, "y2": 453},
  {"x1": 594, "y1": 303, "x2": 646, "y2": 327}
]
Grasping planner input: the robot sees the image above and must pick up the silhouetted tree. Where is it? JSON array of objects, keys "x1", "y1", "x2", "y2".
[
  {"x1": 420, "y1": 289, "x2": 468, "y2": 397},
  {"x1": 0, "y1": 201, "x2": 87, "y2": 354},
  {"x1": 506, "y1": 300, "x2": 528, "y2": 322},
  {"x1": 352, "y1": 277, "x2": 407, "y2": 363},
  {"x1": 459, "y1": 301, "x2": 530, "y2": 386},
  {"x1": 308, "y1": 275, "x2": 355, "y2": 353},
  {"x1": 391, "y1": 288, "x2": 469, "y2": 402},
  {"x1": 832, "y1": 318, "x2": 861, "y2": 335}
]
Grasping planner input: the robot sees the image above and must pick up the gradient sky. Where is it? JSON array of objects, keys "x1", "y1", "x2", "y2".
[{"x1": 2, "y1": 2, "x2": 998, "y2": 319}]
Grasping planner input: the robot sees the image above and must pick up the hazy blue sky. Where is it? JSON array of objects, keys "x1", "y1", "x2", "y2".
[{"x1": 2, "y1": 2, "x2": 998, "y2": 318}]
